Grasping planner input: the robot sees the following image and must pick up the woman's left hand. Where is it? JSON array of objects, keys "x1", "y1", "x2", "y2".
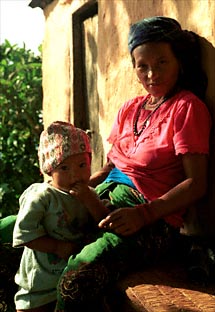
[{"x1": 98, "y1": 205, "x2": 153, "y2": 236}]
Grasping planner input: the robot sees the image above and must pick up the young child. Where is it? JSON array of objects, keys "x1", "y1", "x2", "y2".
[{"x1": 13, "y1": 121, "x2": 110, "y2": 312}]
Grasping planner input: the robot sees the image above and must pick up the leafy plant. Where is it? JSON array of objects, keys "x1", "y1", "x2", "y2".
[{"x1": 0, "y1": 40, "x2": 43, "y2": 217}]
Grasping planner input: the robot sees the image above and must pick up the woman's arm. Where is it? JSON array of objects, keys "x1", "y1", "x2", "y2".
[
  {"x1": 89, "y1": 160, "x2": 115, "y2": 187},
  {"x1": 99, "y1": 153, "x2": 208, "y2": 236},
  {"x1": 151, "y1": 153, "x2": 208, "y2": 217}
]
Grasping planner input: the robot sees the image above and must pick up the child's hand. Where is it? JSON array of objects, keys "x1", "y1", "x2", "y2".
[
  {"x1": 70, "y1": 183, "x2": 110, "y2": 222},
  {"x1": 56, "y1": 241, "x2": 78, "y2": 261},
  {"x1": 69, "y1": 182, "x2": 92, "y2": 201},
  {"x1": 69, "y1": 183, "x2": 96, "y2": 205}
]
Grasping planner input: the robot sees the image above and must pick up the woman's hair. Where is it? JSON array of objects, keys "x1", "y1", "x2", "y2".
[{"x1": 128, "y1": 16, "x2": 208, "y2": 100}]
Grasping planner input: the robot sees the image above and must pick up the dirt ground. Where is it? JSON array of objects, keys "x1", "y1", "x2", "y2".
[{"x1": 0, "y1": 243, "x2": 22, "y2": 312}]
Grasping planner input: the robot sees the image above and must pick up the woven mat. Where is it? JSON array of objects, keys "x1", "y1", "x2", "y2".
[{"x1": 107, "y1": 262, "x2": 215, "y2": 312}]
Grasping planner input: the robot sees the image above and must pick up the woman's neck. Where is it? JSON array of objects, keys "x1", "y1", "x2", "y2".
[
  {"x1": 145, "y1": 86, "x2": 181, "y2": 110},
  {"x1": 144, "y1": 95, "x2": 166, "y2": 110}
]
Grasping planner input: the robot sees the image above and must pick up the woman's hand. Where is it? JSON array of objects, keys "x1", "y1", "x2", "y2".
[{"x1": 98, "y1": 204, "x2": 156, "y2": 236}]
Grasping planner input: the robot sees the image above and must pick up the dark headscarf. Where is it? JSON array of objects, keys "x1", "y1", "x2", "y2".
[
  {"x1": 128, "y1": 16, "x2": 208, "y2": 100},
  {"x1": 128, "y1": 16, "x2": 183, "y2": 53}
]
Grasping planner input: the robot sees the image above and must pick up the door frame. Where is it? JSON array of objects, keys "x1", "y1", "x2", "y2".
[{"x1": 72, "y1": 0, "x2": 98, "y2": 129}]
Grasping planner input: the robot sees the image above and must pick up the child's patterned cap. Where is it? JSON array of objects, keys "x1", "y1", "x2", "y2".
[{"x1": 38, "y1": 121, "x2": 91, "y2": 174}]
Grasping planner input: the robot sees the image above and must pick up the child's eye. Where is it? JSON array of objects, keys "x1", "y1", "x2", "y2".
[
  {"x1": 159, "y1": 59, "x2": 167, "y2": 65},
  {"x1": 60, "y1": 165, "x2": 68, "y2": 171},
  {"x1": 80, "y1": 162, "x2": 87, "y2": 168}
]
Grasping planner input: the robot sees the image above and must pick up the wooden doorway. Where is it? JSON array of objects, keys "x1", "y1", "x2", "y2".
[{"x1": 72, "y1": 0, "x2": 103, "y2": 174}]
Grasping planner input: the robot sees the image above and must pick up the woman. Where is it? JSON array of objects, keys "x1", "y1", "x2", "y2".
[
  {"x1": 91, "y1": 16, "x2": 211, "y2": 236},
  {"x1": 56, "y1": 16, "x2": 211, "y2": 311}
]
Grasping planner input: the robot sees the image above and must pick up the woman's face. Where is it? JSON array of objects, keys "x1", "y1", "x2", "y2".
[{"x1": 132, "y1": 42, "x2": 180, "y2": 98}]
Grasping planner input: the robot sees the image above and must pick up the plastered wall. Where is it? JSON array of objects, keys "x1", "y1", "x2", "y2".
[
  {"x1": 42, "y1": 0, "x2": 214, "y2": 152},
  {"x1": 97, "y1": 0, "x2": 215, "y2": 153}
]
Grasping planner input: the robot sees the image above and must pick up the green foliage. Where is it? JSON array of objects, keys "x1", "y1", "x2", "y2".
[{"x1": 0, "y1": 40, "x2": 43, "y2": 217}]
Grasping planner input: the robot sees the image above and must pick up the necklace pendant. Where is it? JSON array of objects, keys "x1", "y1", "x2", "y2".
[
  {"x1": 133, "y1": 96, "x2": 169, "y2": 136},
  {"x1": 145, "y1": 119, "x2": 150, "y2": 128}
]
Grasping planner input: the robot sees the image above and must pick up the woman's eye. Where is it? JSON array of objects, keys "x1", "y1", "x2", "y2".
[
  {"x1": 137, "y1": 64, "x2": 147, "y2": 70},
  {"x1": 80, "y1": 162, "x2": 87, "y2": 168}
]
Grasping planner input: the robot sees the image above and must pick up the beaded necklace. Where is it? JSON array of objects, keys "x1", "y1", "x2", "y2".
[{"x1": 133, "y1": 96, "x2": 168, "y2": 136}]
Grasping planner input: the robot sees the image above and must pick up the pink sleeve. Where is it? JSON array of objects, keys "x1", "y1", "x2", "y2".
[{"x1": 173, "y1": 98, "x2": 211, "y2": 155}]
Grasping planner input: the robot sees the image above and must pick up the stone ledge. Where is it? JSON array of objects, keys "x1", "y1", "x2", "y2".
[{"x1": 106, "y1": 261, "x2": 215, "y2": 312}]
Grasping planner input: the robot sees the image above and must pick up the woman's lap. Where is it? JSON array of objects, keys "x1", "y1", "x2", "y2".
[
  {"x1": 56, "y1": 220, "x2": 179, "y2": 310},
  {"x1": 56, "y1": 182, "x2": 180, "y2": 310}
]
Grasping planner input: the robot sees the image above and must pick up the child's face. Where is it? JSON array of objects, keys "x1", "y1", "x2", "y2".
[{"x1": 50, "y1": 152, "x2": 91, "y2": 192}]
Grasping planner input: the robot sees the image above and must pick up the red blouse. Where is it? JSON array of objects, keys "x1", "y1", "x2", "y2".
[{"x1": 107, "y1": 90, "x2": 211, "y2": 227}]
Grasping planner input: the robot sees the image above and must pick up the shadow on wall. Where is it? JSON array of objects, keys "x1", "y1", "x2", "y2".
[
  {"x1": 199, "y1": 37, "x2": 215, "y2": 239},
  {"x1": 200, "y1": 38, "x2": 215, "y2": 115}
]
